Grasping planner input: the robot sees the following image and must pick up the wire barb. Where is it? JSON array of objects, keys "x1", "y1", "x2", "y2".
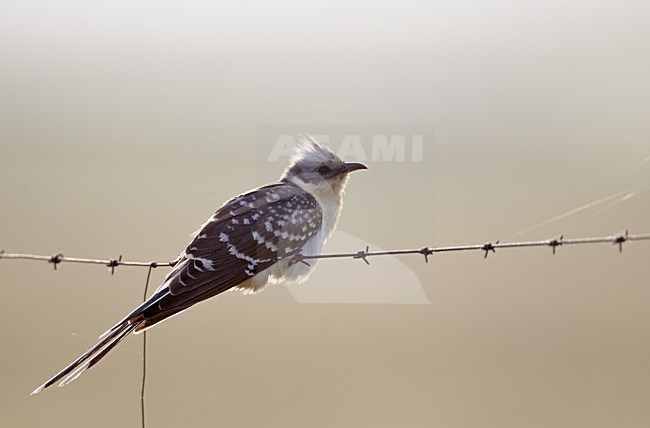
[
  {"x1": 354, "y1": 246, "x2": 371, "y2": 265},
  {"x1": 107, "y1": 255, "x2": 123, "y2": 275},
  {"x1": 289, "y1": 252, "x2": 311, "y2": 267},
  {"x1": 614, "y1": 230, "x2": 628, "y2": 253},
  {"x1": 482, "y1": 242, "x2": 498, "y2": 259},
  {"x1": 548, "y1": 234, "x2": 564, "y2": 255},
  {"x1": 419, "y1": 247, "x2": 433, "y2": 263},
  {"x1": 49, "y1": 253, "x2": 63, "y2": 270}
]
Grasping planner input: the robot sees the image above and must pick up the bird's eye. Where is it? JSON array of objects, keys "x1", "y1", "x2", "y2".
[{"x1": 317, "y1": 165, "x2": 331, "y2": 175}]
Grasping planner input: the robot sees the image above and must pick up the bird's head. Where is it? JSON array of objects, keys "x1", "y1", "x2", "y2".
[{"x1": 281, "y1": 134, "x2": 367, "y2": 197}]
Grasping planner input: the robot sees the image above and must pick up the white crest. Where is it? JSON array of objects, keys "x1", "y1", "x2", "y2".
[{"x1": 290, "y1": 133, "x2": 341, "y2": 167}]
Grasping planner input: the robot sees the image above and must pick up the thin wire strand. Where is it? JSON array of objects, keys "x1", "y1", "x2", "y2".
[
  {"x1": 504, "y1": 181, "x2": 650, "y2": 241},
  {"x1": 141, "y1": 264, "x2": 154, "y2": 428}
]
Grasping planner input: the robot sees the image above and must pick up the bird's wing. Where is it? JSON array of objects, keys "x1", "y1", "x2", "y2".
[
  {"x1": 124, "y1": 182, "x2": 323, "y2": 329},
  {"x1": 169, "y1": 182, "x2": 322, "y2": 295}
]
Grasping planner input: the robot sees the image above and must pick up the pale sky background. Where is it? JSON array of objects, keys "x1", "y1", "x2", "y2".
[{"x1": 1, "y1": 1, "x2": 650, "y2": 427}]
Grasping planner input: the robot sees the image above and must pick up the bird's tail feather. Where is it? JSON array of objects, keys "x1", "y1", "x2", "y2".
[{"x1": 31, "y1": 321, "x2": 138, "y2": 395}]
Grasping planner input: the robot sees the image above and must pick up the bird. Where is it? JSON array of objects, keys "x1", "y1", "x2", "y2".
[{"x1": 31, "y1": 134, "x2": 367, "y2": 394}]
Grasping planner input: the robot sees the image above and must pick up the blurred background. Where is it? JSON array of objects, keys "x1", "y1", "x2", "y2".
[{"x1": 1, "y1": 1, "x2": 649, "y2": 427}]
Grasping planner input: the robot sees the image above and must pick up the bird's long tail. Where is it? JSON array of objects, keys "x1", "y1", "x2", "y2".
[{"x1": 31, "y1": 321, "x2": 139, "y2": 395}]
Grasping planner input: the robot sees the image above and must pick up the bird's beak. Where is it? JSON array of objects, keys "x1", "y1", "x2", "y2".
[{"x1": 340, "y1": 162, "x2": 368, "y2": 174}]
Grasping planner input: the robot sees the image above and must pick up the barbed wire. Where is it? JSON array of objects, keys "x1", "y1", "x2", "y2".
[
  {"x1": 2, "y1": 230, "x2": 649, "y2": 274},
  {"x1": 292, "y1": 230, "x2": 650, "y2": 264},
  {"x1": 3, "y1": 229, "x2": 649, "y2": 428},
  {"x1": 0, "y1": 252, "x2": 176, "y2": 272}
]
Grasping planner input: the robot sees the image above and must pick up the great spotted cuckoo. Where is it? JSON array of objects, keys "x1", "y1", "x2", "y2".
[{"x1": 31, "y1": 135, "x2": 366, "y2": 394}]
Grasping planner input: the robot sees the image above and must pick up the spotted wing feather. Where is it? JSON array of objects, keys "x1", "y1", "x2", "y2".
[{"x1": 128, "y1": 183, "x2": 322, "y2": 329}]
